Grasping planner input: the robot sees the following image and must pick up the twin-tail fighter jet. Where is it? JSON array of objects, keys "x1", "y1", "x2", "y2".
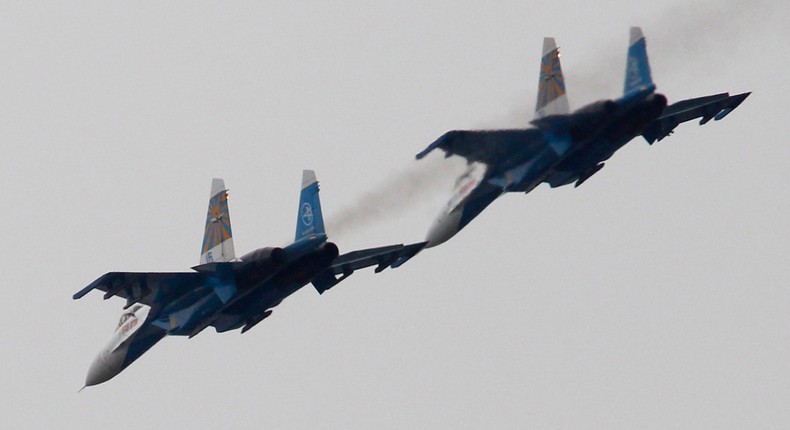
[
  {"x1": 74, "y1": 171, "x2": 423, "y2": 387},
  {"x1": 402, "y1": 27, "x2": 749, "y2": 256}
]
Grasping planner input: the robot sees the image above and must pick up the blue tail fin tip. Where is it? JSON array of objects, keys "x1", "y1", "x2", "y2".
[
  {"x1": 295, "y1": 170, "x2": 326, "y2": 240},
  {"x1": 624, "y1": 26, "x2": 655, "y2": 96}
]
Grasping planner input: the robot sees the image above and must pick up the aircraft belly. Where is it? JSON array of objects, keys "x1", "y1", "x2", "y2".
[
  {"x1": 547, "y1": 126, "x2": 643, "y2": 187},
  {"x1": 156, "y1": 293, "x2": 225, "y2": 335},
  {"x1": 183, "y1": 247, "x2": 333, "y2": 336},
  {"x1": 210, "y1": 288, "x2": 283, "y2": 332},
  {"x1": 546, "y1": 94, "x2": 666, "y2": 186},
  {"x1": 211, "y1": 285, "x2": 293, "y2": 333},
  {"x1": 213, "y1": 277, "x2": 299, "y2": 333},
  {"x1": 506, "y1": 150, "x2": 564, "y2": 192},
  {"x1": 211, "y1": 256, "x2": 328, "y2": 332}
]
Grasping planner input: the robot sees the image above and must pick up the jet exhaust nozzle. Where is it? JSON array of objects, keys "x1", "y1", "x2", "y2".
[
  {"x1": 322, "y1": 242, "x2": 339, "y2": 262},
  {"x1": 238, "y1": 247, "x2": 287, "y2": 280}
]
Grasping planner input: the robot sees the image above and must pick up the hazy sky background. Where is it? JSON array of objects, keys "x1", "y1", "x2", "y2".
[{"x1": 2, "y1": 1, "x2": 788, "y2": 428}]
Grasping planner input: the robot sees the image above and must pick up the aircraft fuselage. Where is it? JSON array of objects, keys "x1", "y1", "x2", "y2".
[
  {"x1": 84, "y1": 235, "x2": 337, "y2": 386},
  {"x1": 425, "y1": 91, "x2": 668, "y2": 247},
  {"x1": 545, "y1": 92, "x2": 667, "y2": 187}
]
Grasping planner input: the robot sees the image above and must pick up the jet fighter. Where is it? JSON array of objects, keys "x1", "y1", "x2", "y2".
[
  {"x1": 75, "y1": 171, "x2": 423, "y2": 387},
  {"x1": 397, "y1": 27, "x2": 749, "y2": 260}
]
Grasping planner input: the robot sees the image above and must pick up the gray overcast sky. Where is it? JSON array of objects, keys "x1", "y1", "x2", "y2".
[{"x1": 2, "y1": 1, "x2": 788, "y2": 428}]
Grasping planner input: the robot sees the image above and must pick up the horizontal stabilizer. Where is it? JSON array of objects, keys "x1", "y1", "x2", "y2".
[
  {"x1": 713, "y1": 92, "x2": 750, "y2": 121},
  {"x1": 312, "y1": 242, "x2": 428, "y2": 294},
  {"x1": 390, "y1": 242, "x2": 428, "y2": 269},
  {"x1": 642, "y1": 92, "x2": 750, "y2": 144},
  {"x1": 334, "y1": 244, "x2": 406, "y2": 273}
]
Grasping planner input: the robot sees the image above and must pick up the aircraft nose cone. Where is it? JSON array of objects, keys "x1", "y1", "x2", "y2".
[
  {"x1": 425, "y1": 208, "x2": 463, "y2": 248},
  {"x1": 84, "y1": 349, "x2": 124, "y2": 387}
]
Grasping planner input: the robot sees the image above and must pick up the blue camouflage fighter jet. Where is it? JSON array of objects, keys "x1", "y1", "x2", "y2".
[
  {"x1": 401, "y1": 27, "x2": 749, "y2": 257},
  {"x1": 75, "y1": 170, "x2": 423, "y2": 387}
]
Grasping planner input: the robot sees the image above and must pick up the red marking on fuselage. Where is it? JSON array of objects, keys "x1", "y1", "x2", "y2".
[
  {"x1": 121, "y1": 318, "x2": 138, "y2": 334},
  {"x1": 458, "y1": 178, "x2": 478, "y2": 198}
]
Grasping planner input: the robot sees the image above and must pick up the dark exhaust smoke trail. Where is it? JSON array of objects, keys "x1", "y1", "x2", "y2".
[{"x1": 326, "y1": 155, "x2": 466, "y2": 239}]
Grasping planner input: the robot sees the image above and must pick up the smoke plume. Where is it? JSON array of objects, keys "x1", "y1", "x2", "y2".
[
  {"x1": 326, "y1": 0, "x2": 776, "y2": 240},
  {"x1": 326, "y1": 155, "x2": 466, "y2": 239}
]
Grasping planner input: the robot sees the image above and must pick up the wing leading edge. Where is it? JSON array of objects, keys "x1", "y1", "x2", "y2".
[
  {"x1": 416, "y1": 129, "x2": 546, "y2": 165},
  {"x1": 74, "y1": 271, "x2": 208, "y2": 310}
]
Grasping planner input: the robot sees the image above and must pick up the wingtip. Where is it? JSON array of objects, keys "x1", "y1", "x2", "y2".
[
  {"x1": 416, "y1": 145, "x2": 435, "y2": 160},
  {"x1": 735, "y1": 91, "x2": 751, "y2": 100},
  {"x1": 390, "y1": 241, "x2": 428, "y2": 269},
  {"x1": 73, "y1": 275, "x2": 105, "y2": 300}
]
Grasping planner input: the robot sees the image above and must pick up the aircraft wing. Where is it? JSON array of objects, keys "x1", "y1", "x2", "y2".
[
  {"x1": 73, "y1": 271, "x2": 207, "y2": 309},
  {"x1": 416, "y1": 129, "x2": 546, "y2": 165},
  {"x1": 311, "y1": 242, "x2": 428, "y2": 294},
  {"x1": 642, "y1": 92, "x2": 750, "y2": 144}
]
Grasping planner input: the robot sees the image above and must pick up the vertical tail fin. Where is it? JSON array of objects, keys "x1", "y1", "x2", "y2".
[
  {"x1": 623, "y1": 27, "x2": 655, "y2": 96},
  {"x1": 295, "y1": 170, "x2": 326, "y2": 240},
  {"x1": 535, "y1": 37, "x2": 570, "y2": 119},
  {"x1": 200, "y1": 178, "x2": 236, "y2": 264}
]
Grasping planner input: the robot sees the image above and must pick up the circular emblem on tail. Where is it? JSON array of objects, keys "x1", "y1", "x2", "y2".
[{"x1": 301, "y1": 203, "x2": 313, "y2": 226}]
